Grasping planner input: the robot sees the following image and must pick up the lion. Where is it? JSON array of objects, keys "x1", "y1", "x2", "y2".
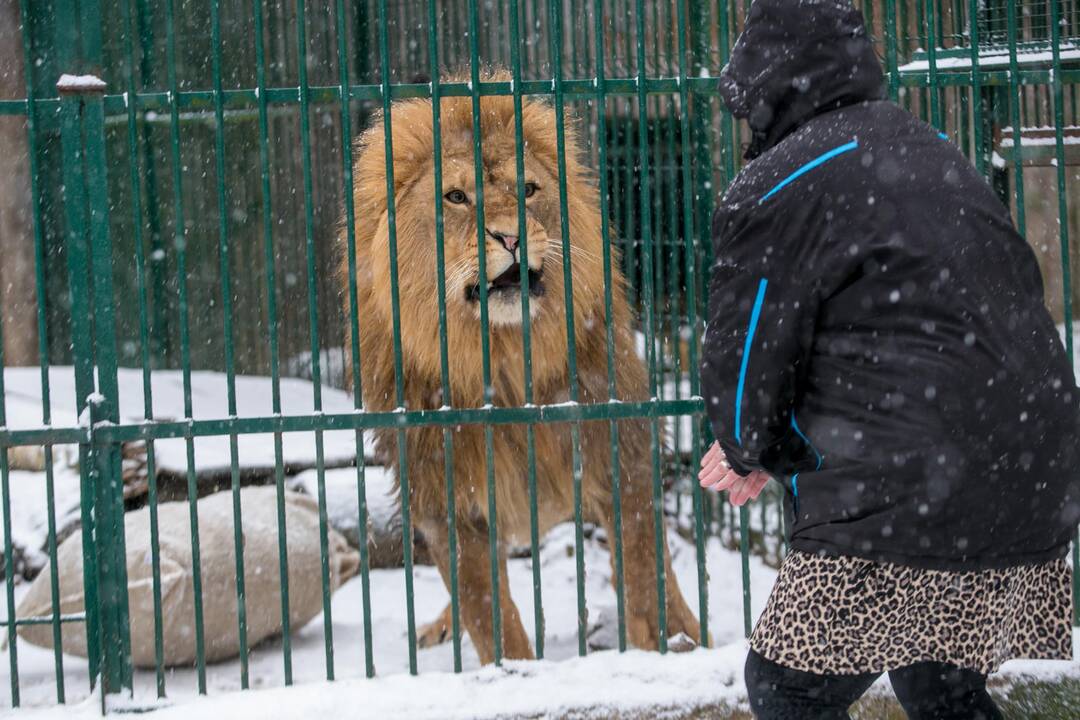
[{"x1": 339, "y1": 73, "x2": 702, "y2": 664}]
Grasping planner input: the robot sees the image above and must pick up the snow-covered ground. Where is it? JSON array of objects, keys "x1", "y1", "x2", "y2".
[
  {"x1": 2, "y1": 367, "x2": 375, "y2": 475},
  {"x1": 3, "y1": 326, "x2": 1080, "y2": 718},
  {"x1": 3, "y1": 519, "x2": 1077, "y2": 718},
  {"x1": 1, "y1": 521, "x2": 780, "y2": 713}
]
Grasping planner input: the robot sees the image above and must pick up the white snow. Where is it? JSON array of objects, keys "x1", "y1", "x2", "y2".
[
  {"x1": 1000, "y1": 134, "x2": 1080, "y2": 148},
  {"x1": 5, "y1": 490, "x2": 1074, "y2": 717},
  {"x1": 899, "y1": 45, "x2": 1080, "y2": 72},
  {"x1": 2, "y1": 645, "x2": 754, "y2": 719},
  {"x1": 2, "y1": 367, "x2": 375, "y2": 475},
  {"x1": 287, "y1": 466, "x2": 398, "y2": 542},
  {"x1": 2, "y1": 467, "x2": 82, "y2": 573},
  {"x1": 55, "y1": 75, "x2": 107, "y2": 93},
  {"x1": 0, "y1": 521, "x2": 782, "y2": 714}
]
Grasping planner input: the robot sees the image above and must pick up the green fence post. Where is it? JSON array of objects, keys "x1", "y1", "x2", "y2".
[
  {"x1": 688, "y1": 0, "x2": 713, "y2": 648},
  {"x1": 57, "y1": 72, "x2": 134, "y2": 701}
]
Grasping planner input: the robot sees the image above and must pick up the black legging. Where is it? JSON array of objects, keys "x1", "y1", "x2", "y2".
[{"x1": 745, "y1": 649, "x2": 1004, "y2": 719}]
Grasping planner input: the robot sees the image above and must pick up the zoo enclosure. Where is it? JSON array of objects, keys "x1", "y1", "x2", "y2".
[{"x1": 0, "y1": 0, "x2": 1078, "y2": 711}]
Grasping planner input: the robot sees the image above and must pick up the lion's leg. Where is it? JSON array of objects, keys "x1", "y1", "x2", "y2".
[
  {"x1": 419, "y1": 517, "x2": 533, "y2": 664},
  {"x1": 591, "y1": 459, "x2": 702, "y2": 651},
  {"x1": 417, "y1": 602, "x2": 453, "y2": 649}
]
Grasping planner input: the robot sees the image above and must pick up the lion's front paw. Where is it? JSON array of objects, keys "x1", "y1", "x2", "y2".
[{"x1": 417, "y1": 603, "x2": 454, "y2": 649}]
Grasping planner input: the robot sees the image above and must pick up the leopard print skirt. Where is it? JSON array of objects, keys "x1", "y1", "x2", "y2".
[{"x1": 751, "y1": 550, "x2": 1073, "y2": 675}]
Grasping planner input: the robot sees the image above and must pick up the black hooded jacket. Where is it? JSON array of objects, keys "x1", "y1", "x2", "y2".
[{"x1": 702, "y1": 0, "x2": 1080, "y2": 570}]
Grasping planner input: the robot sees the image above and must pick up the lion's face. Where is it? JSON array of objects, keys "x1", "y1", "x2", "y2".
[
  {"x1": 406, "y1": 143, "x2": 560, "y2": 327},
  {"x1": 348, "y1": 86, "x2": 609, "y2": 373}
]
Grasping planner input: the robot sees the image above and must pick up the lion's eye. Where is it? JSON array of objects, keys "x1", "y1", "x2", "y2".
[
  {"x1": 444, "y1": 189, "x2": 469, "y2": 205},
  {"x1": 523, "y1": 183, "x2": 538, "y2": 199}
]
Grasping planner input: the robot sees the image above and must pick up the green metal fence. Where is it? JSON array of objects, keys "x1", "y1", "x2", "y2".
[{"x1": 0, "y1": 0, "x2": 1077, "y2": 711}]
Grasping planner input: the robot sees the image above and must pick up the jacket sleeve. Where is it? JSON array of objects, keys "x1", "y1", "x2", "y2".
[{"x1": 701, "y1": 201, "x2": 823, "y2": 476}]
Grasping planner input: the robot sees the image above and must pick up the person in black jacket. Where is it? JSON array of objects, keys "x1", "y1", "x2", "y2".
[{"x1": 698, "y1": 1, "x2": 1079, "y2": 717}]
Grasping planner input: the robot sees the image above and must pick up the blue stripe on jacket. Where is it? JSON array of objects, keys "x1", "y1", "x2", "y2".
[
  {"x1": 759, "y1": 140, "x2": 859, "y2": 204},
  {"x1": 734, "y1": 278, "x2": 769, "y2": 446},
  {"x1": 789, "y1": 413, "x2": 824, "y2": 515}
]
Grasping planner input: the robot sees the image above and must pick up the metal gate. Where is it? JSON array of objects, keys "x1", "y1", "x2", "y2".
[{"x1": 0, "y1": 0, "x2": 1077, "y2": 711}]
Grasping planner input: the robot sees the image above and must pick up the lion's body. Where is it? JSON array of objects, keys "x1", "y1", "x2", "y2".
[{"x1": 340, "y1": 77, "x2": 700, "y2": 663}]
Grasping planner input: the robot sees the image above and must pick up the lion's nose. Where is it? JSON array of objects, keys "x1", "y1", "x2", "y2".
[{"x1": 488, "y1": 230, "x2": 519, "y2": 253}]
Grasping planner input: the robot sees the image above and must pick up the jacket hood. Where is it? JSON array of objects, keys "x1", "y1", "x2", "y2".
[{"x1": 720, "y1": 0, "x2": 884, "y2": 160}]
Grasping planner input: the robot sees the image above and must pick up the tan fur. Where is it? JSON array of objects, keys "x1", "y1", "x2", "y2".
[{"x1": 338, "y1": 72, "x2": 700, "y2": 663}]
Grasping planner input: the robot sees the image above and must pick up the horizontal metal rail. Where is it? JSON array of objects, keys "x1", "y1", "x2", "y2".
[
  {"x1": 1, "y1": 70, "x2": 1079, "y2": 117},
  {"x1": 0, "y1": 398, "x2": 705, "y2": 449},
  {"x1": 0, "y1": 615, "x2": 86, "y2": 628}
]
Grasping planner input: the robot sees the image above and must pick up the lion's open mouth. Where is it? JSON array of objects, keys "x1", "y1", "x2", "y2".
[{"x1": 465, "y1": 263, "x2": 545, "y2": 303}]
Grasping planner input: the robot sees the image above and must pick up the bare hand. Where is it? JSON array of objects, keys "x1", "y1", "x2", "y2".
[{"x1": 698, "y1": 441, "x2": 771, "y2": 506}]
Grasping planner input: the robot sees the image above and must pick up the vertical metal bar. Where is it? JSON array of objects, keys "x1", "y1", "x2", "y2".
[
  {"x1": 53, "y1": 0, "x2": 97, "y2": 698},
  {"x1": 715, "y1": 0, "x2": 749, "y2": 639},
  {"x1": 739, "y1": 503, "x2": 751, "y2": 637},
  {"x1": 402, "y1": 0, "x2": 414, "y2": 73},
  {"x1": 57, "y1": 88, "x2": 102, "y2": 695},
  {"x1": 495, "y1": 0, "x2": 506, "y2": 67},
  {"x1": 163, "y1": 0, "x2": 208, "y2": 692},
  {"x1": 19, "y1": 0, "x2": 67, "y2": 698},
  {"x1": 661, "y1": 0, "x2": 681, "y2": 498},
  {"x1": 623, "y1": 0, "x2": 638, "y2": 307},
  {"x1": 0, "y1": 315, "x2": 17, "y2": 705},
  {"x1": 717, "y1": 0, "x2": 736, "y2": 188},
  {"x1": 778, "y1": 491, "x2": 787, "y2": 555},
  {"x1": 649, "y1": 0, "x2": 666, "y2": 405},
  {"x1": 730, "y1": 2, "x2": 745, "y2": 173},
  {"x1": 633, "y1": 0, "x2": 667, "y2": 655},
  {"x1": 509, "y1": 0, "x2": 546, "y2": 660},
  {"x1": 81, "y1": 82, "x2": 134, "y2": 696},
  {"x1": 55, "y1": 63, "x2": 132, "y2": 698},
  {"x1": 336, "y1": 0, "x2": 376, "y2": 679},
  {"x1": 899, "y1": 0, "x2": 913, "y2": 113},
  {"x1": 440, "y1": 2, "x2": 451, "y2": 71},
  {"x1": 758, "y1": 486, "x2": 767, "y2": 546},
  {"x1": 1048, "y1": 0, "x2": 1078, "y2": 626},
  {"x1": 1006, "y1": 0, "x2": 1027, "y2": 236},
  {"x1": 377, "y1": 0, "x2": 419, "y2": 674},
  {"x1": 56, "y1": 0, "x2": 134, "y2": 685},
  {"x1": 915, "y1": 0, "x2": 929, "y2": 121},
  {"x1": 569, "y1": 0, "x2": 579, "y2": 75},
  {"x1": 134, "y1": 0, "x2": 170, "y2": 366},
  {"x1": 251, "y1": 0, "x2": 294, "y2": 686},
  {"x1": 425, "y1": 0, "x2": 463, "y2": 674},
  {"x1": 531, "y1": 0, "x2": 542, "y2": 75},
  {"x1": 209, "y1": 0, "x2": 250, "y2": 689},
  {"x1": 925, "y1": 0, "x2": 943, "y2": 130},
  {"x1": 548, "y1": 0, "x2": 590, "y2": 658},
  {"x1": 466, "y1": 0, "x2": 504, "y2": 666},
  {"x1": 680, "y1": 0, "x2": 709, "y2": 648},
  {"x1": 120, "y1": 0, "x2": 166, "y2": 696},
  {"x1": 580, "y1": 0, "x2": 591, "y2": 77},
  {"x1": 885, "y1": 0, "x2": 899, "y2": 101},
  {"x1": 969, "y1": 0, "x2": 987, "y2": 177},
  {"x1": 449, "y1": 0, "x2": 460, "y2": 63},
  {"x1": 951, "y1": 2, "x2": 969, "y2": 157},
  {"x1": 591, "y1": 0, "x2": 627, "y2": 654},
  {"x1": 293, "y1": 0, "x2": 336, "y2": 681}
]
